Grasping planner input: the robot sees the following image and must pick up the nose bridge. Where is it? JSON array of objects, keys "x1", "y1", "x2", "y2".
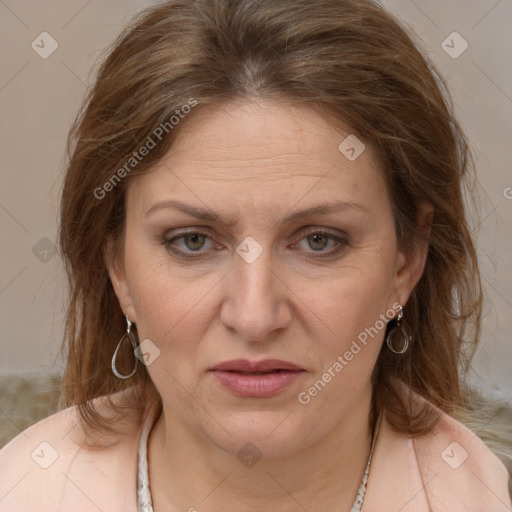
[
  {"x1": 236, "y1": 246, "x2": 274, "y2": 304},
  {"x1": 220, "y1": 238, "x2": 290, "y2": 340}
]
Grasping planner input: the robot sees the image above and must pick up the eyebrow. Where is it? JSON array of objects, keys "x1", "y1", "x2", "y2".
[{"x1": 145, "y1": 199, "x2": 369, "y2": 226}]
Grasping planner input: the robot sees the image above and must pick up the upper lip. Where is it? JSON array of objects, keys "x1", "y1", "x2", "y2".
[{"x1": 209, "y1": 359, "x2": 304, "y2": 372}]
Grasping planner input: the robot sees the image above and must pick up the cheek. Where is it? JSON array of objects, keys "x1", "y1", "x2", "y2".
[
  {"x1": 123, "y1": 243, "x2": 221, "y2": 369},
  {"x1": 296, "y1": 275, "x2": 391, "y2": 415},
  {"x1": 307, "y1": 253, "x2": 394, "y2": 344},
  {"x1": 122, "y1": 231, "x2": 184, "y2": 325},
  {"x1": 129, "y1": 270, "x2": 209, "y2": 344},
  {"x1": 126, "y1": 269, "x2": 211, "y2": 404},
  {"x1": 295, "y1": 252, "x2": 395, "y2": 407}
]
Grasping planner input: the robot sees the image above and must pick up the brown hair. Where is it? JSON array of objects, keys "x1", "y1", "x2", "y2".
[{"x1": 59, "y1": 0, "x2": 482, "y2": 438}]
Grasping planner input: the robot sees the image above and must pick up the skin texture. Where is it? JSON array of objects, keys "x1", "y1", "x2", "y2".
[{"x1": 107, "y1": 99, "x2": 430, "y2": 511}]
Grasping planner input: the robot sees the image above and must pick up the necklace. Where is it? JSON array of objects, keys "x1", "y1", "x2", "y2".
[{"x1": 137, "y1": 412, "x2": 380, "y2": 512}]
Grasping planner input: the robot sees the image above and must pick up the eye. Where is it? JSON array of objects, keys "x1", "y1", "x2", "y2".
[
  {"x1": 162, "y1": 228, "x2": 348, "y2": 260},
  {"x1": 163, "y1": 230, "x2": 217, "y2": 259},
  {"x1": 292, "y1": 229, "x2": 348, "y2": 258}
]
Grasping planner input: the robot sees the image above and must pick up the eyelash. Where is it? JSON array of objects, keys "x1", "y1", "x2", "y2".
[{"x1": 162, "y1": 228, "x2": 349, "y2": 260}]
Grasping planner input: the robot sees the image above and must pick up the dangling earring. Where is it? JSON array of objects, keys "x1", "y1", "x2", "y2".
[
  {"x1": 386, "y1": 305, "x2": 410, "y2": 354},
  {"x1": 111, "y1": 315, "x2": 139, "y2": 379}
]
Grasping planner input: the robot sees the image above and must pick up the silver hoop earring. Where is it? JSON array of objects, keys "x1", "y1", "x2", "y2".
[
  {"x1": 386, "y1": 305, "x2": 410, "y2": 354},
  {"x1": 111, "y1": 315, "x2": 139, "y2": 379}
]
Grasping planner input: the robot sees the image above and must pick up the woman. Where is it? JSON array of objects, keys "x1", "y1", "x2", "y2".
[{"x1": 0, "y1": 0, "x2": 510, "y2": 510}]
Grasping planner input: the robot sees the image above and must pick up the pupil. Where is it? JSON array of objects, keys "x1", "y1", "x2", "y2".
[
  {"x1": 309, "y1": 234, "x2": 327, "y2": 250},
  {"x1": 186, "y1": 234, "x2": 204, "y2": 250}
]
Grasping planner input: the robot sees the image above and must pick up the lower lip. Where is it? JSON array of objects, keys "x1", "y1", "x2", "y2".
[{"x1": 210, "y1": 370, "x2": 304, "y2": 397}]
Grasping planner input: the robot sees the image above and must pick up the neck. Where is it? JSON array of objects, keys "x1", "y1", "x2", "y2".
[{"x1": 148, "y1": 384, "x2": 374, "y2": 511}]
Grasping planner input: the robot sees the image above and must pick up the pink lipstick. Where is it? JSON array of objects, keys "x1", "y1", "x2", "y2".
[{"x1": 209, "y1": 359, "x2": 305, "y2": 397}]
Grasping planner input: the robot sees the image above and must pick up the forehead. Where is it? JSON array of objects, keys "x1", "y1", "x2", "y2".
[{"x1": 127, "y1": 99, "x2": 388, "y2": 218}]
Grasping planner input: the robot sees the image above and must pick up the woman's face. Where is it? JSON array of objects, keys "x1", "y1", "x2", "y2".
[{"x1": 109, "y1": 99, "x2": 424, "y2": 458}]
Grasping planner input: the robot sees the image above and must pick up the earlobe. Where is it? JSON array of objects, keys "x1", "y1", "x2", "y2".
[{"x1": 104, "y1": 236, "x2": 137, "y2": 322}]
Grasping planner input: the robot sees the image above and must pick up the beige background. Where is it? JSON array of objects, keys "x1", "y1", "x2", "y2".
[{"x1": 0, "y1": 0, "x2": 510, "y2": 406}]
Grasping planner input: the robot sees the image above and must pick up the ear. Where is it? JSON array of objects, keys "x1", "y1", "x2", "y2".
[
  {"x1": 393, "y1": 201, "x2": 434, "y2": 307},
  {"x1": 104, "y1": 235, "x2": 138, "y2": 322}
]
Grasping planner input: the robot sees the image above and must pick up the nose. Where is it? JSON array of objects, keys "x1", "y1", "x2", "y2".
[{"x1": 219, "y1": 245, "x2": 292, "y2": 343}]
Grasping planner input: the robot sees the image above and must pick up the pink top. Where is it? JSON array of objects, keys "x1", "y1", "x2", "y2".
[{"x1": 0, "y1": 388, "x2": 510, "y2": 511}]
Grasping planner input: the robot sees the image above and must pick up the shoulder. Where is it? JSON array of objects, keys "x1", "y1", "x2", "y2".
[
  {"x1": 0, "y1": 390, "x2": 145, "y2": 512},
  {"x1": 412, "y1": 400, "x2": 511, "y2": 510},
  {"x1": 365, "y1": 389, "x2": 511, "y2": 511}
]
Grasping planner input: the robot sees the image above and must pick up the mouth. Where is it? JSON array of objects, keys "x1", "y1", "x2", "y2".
[
  {"x1": 209, "y1": 358, "x2": 304, "y2": 373},
  {"x1": 224, "y1": 369, "x2": 296, "y2": 375},
  {"x1": 209, "y1": 359, "x2": 305, "y2": 397}
]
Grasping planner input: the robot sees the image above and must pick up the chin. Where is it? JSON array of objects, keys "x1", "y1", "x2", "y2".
[{"x1": 202, "y1": 410, "x2": 316, "y2": 461}]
